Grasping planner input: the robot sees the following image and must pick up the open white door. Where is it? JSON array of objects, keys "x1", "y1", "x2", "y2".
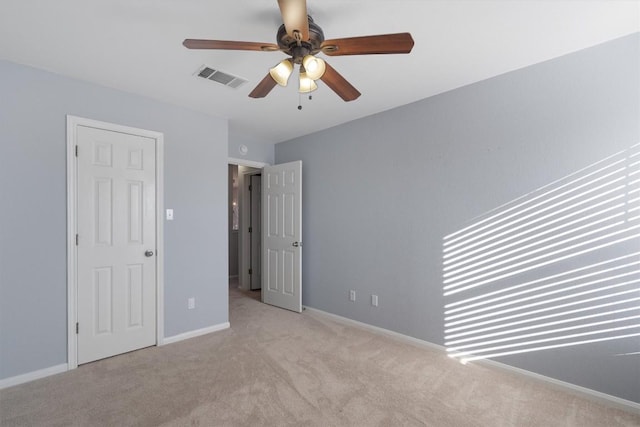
[{"x1": 262, "y1": 161, "x2": 302, "y2": 312}]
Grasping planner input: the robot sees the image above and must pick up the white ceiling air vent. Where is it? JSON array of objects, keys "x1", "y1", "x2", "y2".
[{"x1": 196, "y1": 66, "x2": 247, "y2": 89}]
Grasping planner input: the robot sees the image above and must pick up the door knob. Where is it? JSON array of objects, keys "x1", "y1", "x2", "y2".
[
  {"x1": 145, "y1": 250, "x2": 154, "y2": 257},
  {"x1": 292, "y1": 242, "x2": 302, "y2": 247}
]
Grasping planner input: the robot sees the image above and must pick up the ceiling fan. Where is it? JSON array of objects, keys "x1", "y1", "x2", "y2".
[{"x1": 183, "y1": 0, "x2": 414, "y2": 102}]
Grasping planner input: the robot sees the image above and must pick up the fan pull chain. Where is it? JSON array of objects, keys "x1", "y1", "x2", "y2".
[
  {"x1": 297, "y1": 65, "x2": 303, "y2": 110},
  {"x1": 297, "y1": 65, "x2": 315, "y2": 110}
]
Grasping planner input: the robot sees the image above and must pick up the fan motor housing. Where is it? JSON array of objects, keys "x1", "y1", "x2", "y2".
[{"x1": 276, "y1": 16, "x2": 324, "y2": 62}]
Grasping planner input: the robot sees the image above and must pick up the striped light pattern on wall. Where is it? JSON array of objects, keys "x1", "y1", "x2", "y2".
[{"x1": 443, "y1": 144, "x2": 640, "y2": 364}]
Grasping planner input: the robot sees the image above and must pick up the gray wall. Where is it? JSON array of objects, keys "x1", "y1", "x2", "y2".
[
  {"x1": 275, "y1": 34, "x2": 640, "y2": 402},
  {"x1": 228, "y1": 129, "x2": 275, "y2": 165},
  {"x1": 0, "y1": 60, "x2": 229, "y2": 379}
]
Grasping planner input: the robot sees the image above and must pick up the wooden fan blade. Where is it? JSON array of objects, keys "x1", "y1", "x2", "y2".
[
  {"x1": 319, "y1": 62, "x2": 361, "y2": 102},
  {"x1": 183, "y1": 39, "x2": 280, "y2": 51},
  {"x1": 321, "y1": 33, "x2": 414, "y2": 56},
  {"x1": 277, "y1": 0, "x2": 309, "y2": 41},
  {"x1": 249, "y1": 74, "x2": 278, "y2": 98}
]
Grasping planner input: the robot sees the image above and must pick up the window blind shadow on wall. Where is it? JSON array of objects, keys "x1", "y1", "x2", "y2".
[{"x1": 443, "y1": 143, "x2": 640, "y2": 364}]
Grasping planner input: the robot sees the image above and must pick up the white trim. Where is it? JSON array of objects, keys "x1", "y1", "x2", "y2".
[
  {"x1": 0, "y1": 364, "x2": 68, "y2": 390},
  {"x1": 477, "y1": 357, "x2": 640, "y2": 414},
  {"x1": 1, "y1": 322, "x2": 229, "y2": 388},
  {"x1": 226, "y1": 157, "x2": 270, "y2": 292},
  {"x1": 155, "y1": 130, "x2": 165, "y2": 347},
  {"x1": 303, "y1": 306, "x2": 640, "y2": 414},
  {"x1": 227, "y1": 157, "x2": 269, "y2": 168},
  {"x1": 245, "y1": 170, "x2": 263, "y2": 292},
  {"x1": 66, "y1": 117, "x2": 78, "y2": 369},
  {"x1": 237, "y1": 166, "x2": 263, "y2": 291},
  {"x1": 66, "y1": 115, "x2": 165, "y2": 366},
  {"x1": 303, "y1": 306, "x2": 446, "y2": 353},
  {"x1": 163, "y1": 322, "x2": 230, "y2": 345}
]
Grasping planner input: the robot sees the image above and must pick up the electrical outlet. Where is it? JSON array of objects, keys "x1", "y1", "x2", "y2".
[
  {"x1": 371, "y1": 294, "x2": 378, "y2": 307},
  {"x1": 349, "y1": 290, "x2": 356, "y2": 302},
  {"x1": 188, "y1": 297, "x2": 195, "y2": 309}
]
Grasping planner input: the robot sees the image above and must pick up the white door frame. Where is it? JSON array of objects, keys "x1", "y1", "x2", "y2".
[
  {"x1": 228, "y1": 158, "x2": 269, "y2": 291},
  {"x1": 66, "y1": 115, "x2": 165, "y2": 370}
]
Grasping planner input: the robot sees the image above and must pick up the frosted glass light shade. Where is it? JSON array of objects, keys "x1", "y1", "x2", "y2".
[
  {"x1": 269, "y1": 60, "x2": 293, "y2": 86},
  {"x1": 299, "y1": 71, "x2": 318, "y2": 93},
  {"x1": 302, "y1": 55, "x2": 326, "y2": 80}
]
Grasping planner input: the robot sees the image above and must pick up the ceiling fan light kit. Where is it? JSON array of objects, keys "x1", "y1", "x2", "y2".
[
  {"x1": 269, "y1": 59, "x2": 294, "y2": 86},
  {"x1": 298, "y1": 68, "x2": 318, "y2": 93},
  {"x1": 301, "y1": 54, "x2": 325, "y2": 81},
  {"x1": 183, "y1": 0, "x2": 414, "y2": 102}
]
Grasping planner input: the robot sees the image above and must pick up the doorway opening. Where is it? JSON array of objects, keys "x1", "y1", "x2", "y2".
[
  {"x1": 228, "y1": 160, "x2": 266, "y2": 293},
  {"x1": 228, "y1": 159, "x2": 303, "y2": 313}
]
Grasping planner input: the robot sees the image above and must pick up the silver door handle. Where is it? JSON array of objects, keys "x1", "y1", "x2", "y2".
[
  {"x1": 292, "y1": 242, "x2": 302, "y2": 247},
  {"x1": 145, "y1": 250, "x2": 154, "y2": 257}
]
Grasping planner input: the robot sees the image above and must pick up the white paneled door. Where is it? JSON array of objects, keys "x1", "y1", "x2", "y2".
[
  {"x1": 76, "y1": 125, "x2": 157, "y2": 364},
  {"x1": 262, "y1": 161, "x2": 302, "y2": 313}
]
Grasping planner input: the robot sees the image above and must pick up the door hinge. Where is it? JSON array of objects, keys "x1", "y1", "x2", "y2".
[
  {"x1": 248, "y1": 226, "x2": 252, "y2": 233},
  {"x1": 249, "y1": 184, "x2": 252, "y2": 191},
  {"x1": 249, "y1": 268, "x2": 252, "y2": 275},
  {"x1": 76, "y1": 322, "x2": 79, "y2": 334},
  {"x1": 75, "y1": 145, "x2": 78, "y2": 157},
  {"x1": 75, "y1": 234, "x2": 79, "y2": 245}
]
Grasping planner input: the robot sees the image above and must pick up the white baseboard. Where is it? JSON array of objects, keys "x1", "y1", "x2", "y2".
[
  {"x1": 303, "y1": 306, "x2": 640, "y2": 414},
  {"x1": 1, "y1": 323, "x2": 231, "y2": 389},
  {"x1": 162, "y1": 322, "x2": 230, "y2": 345},
  {"x1": 303, "y1": 306, "x2": 447, "y2": 353},
  {"x1": 0, "y1": 363, "x2": 68, "y2": 390},
  {"x1": 477, "y1": 357, "x2": 640, "y2": 414}
]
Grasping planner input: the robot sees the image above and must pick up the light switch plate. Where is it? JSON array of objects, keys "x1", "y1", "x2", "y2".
[{"x1": 166, "y1": 209, "x2": 174, "y2": 220}]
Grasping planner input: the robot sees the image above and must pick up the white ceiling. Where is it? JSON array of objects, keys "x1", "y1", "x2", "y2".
[{"x1": 0, "y1": 1, "x2": 638, "y2": 144}]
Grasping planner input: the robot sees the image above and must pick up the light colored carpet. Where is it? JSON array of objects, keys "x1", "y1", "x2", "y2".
[{"x1": 1, "y1": 284, "x2": 639, "y2": 426}]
